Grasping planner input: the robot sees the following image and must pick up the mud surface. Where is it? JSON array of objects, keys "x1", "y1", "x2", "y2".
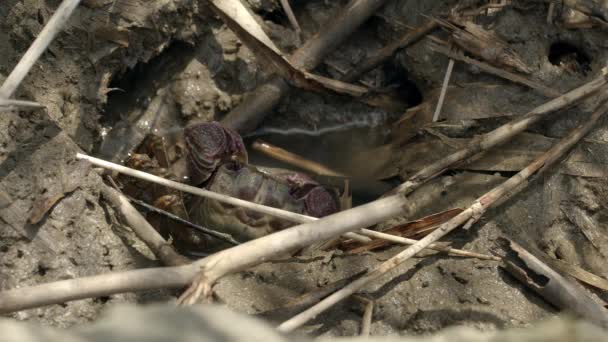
[{"x1": 1, "y1": 0, "x2": 608, "y2": 337}]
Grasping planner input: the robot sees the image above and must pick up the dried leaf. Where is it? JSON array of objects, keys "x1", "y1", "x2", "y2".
[
  {"x1": 545, "y1": 256, "x2": 608, "y2": 292},
  {"x1": 563, "y1": 207, "x2": 608, "y2": 258},
  {"x1": 341, "y1": 209, "x2": 463, "y2": 253}
]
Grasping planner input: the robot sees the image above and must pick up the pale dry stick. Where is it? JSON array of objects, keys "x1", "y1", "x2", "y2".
[
  {"x1": 81, "y1": 153, "x2": 367, "y2": 242},
  {"x1": 101, "y1": 185, "x2": 189, "y2": 266},
  {"x1": 221, "y1": 0, "x2": 390, "y2": 133},
  {"x1": 432, "y1": 58, "x2": 455, "y2": 122},
  {"x1": 277, "y1": 99, "x2": 608, "y2": 333},
  {"x1": 81, "y1": 153, "x2": 500, "y2": 258},
  {"x1": 388, "y1": 69, "x2": 608, "y2": 196},
  {"x1": 0, "y1": 98, "x2": 45, "y2": 109},
  {"x1": 79, "y1": 153, "x2": 321, "y2": 224},
  {"x1": 279, "y1": 0, "x2": 302, "y2": 40},
  {"x1": 126, "y1": 195, "x2": 239, "y2": 246},
  {"x1": 252, "y1": 139, "x2": 346, "y2": 177},
  {"x1": 0, "y1": 194, "x2": 413, "y2": 314},
  {"x1": 429, "y1": 41, "x2": 561, "y2": 98},
  {"x1": 355, "y1": 295, "x2": 374, "y2": 337},
  {"x1": 81, "y1": 153, "x2": 499, "y2": 257},
  {"x1": 547, "y1": 2, "x2": 556, "y2": 24},
  {"x1": 0, "y1": 0, "x2": 82, "y2": 98},
  {"x1": 359, "y1": 229, "x2": 499, "y2": 261}
]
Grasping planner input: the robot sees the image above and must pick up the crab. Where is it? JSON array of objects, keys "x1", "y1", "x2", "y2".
[
  {"x1": 184, "y1": 122, "x2": 338, "y2": 242},
  {"x1": 121, "y1": 121, "x2": 338, "y2": 249}
]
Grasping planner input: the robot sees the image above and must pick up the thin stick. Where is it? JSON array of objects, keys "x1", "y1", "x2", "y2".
[
  {"x1": 547, "y1": 2, "x2": 555, "y2": 24},
  {"x1": 279, "y1": 0, "x2": 302, "y2": 40},
  {"x1": 433, "y1": 58, "x2": 455, "y2": 122},
  {"x1": 429, "y1": 41, "x2": 561, "y2": 98},
  {"x1": 277, "y1": 99, "x2": 608, "y2": 333},
  {"x1": 252, "y1": 139, "x2": 345, "y2": 177},
  {"x1": 81, "y1": 153, "x2": 497, "y2": 256},
  {"x1": 101, "y1": 185, "x2": 189, "y2": 266},
  {"x1": 0, "y1": 0, "x2": 82, "y2": 98},
  {"x1": 79, "y1": 153, "x2": 317, "y2": 224},
  {"x1": 221, "y1": 0, "x2": 390, "y2": 133},
  {"x1": 360, "y1": 297, "x2": 374, "y2": 337},
  {"x1": 343, "y1": 19, "x2": 438, "y2": 82},
  {"x1": 358, "y1": 228, "x2": 500, "y2": 261},
  {"x1": 0, "y1": 98, "x2": 45, "y2": 109},
  {"x1": 388, "y1": 70, "x2": 608, "y2": 196},
  {"x1": 126, "y1": 195, "x2": 240, "y2": 246}
]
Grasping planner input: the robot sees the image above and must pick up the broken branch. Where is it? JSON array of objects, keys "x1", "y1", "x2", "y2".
[
  {"x1": 101, "y1": 185, "x2": 189, "y2": 266},
  {"x1": 501, "y1": 239, "x2": 608, "y2": 327}
]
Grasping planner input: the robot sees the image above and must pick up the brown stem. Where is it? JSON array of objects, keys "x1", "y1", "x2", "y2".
[{"x1": 252, "y1": 139, "x2": 345, "y2": 177}]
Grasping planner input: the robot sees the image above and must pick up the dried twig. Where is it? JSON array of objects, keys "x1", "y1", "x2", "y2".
[
  {"x1": 428, "y1": 41, "x2": 561, "y2": 98},
  {"x1": 277, "y1": 99, "x2": 608, "y2": 332},
  {"x1": 0, "y1": 0, "x2": 82, "y2": 98},
  {"x1": 221, "y1": 0, "x2": 391, "y2": 133},
  {"x1": 252, "y1": 139, "x2": 345, "y2": 177},
  {"x1": 101, "y1": 185, "x2": 189, "y2": 266},
  {"x1": 501, "y1": 238, "x2": 608, "y2": 327},
  {"x1": 79, "y1": 153, "x2": 316, "y2": 224},
  {"x1": 80, "y1": 153, "x2": 497, "y2": 258},
  {"x1": 342, "y1": 19, "x2": 438, "y2": 82},
  {"x1": 207, "y1": 0, "x2": 368, "y2": 98},
  {"x1": 359, "y1": 296, "x2": 374, "y2": 337},
  {"x1": 432, "y1": 58, "x2": 455, "y2": 122},
  {"x1": 0, "y1": 98, "x2": 45, "y2": 109},
  {"x1": 126, "y1": 195, "x2": 240, "y2": 246},
  {"x1": 357, "y1": 228, "x2": 499, "y2": 261},
  {"x1": 279, "y1": 0, "x2": 302, "y2": 40}
]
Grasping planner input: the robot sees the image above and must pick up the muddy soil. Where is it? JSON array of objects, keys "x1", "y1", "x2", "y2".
[{"x1": 1, "y1": 0, "x2": 608, "y2": 337}]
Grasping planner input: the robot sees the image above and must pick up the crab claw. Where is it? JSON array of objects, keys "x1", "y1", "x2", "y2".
[
  {"x1": 184, "y1": 121, "x2": 248, "y2": 185},
  {"x1": 285, "y1": 172, "x2": 338, "y2": 218}
]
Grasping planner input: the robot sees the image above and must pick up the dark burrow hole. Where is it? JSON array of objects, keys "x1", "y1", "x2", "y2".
[
  {"x1": 258, "y1": 7, "x2": 289, "y2": 26},
  {"x1": 380, "y1": 62, "x2": 423, "y2": 107},
  {"x1": 548, "y1": 41, "x2": 591, "y2": 74},
  {"x1": 101, "y1": 41, "x2": 195, "y2": 127}
]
